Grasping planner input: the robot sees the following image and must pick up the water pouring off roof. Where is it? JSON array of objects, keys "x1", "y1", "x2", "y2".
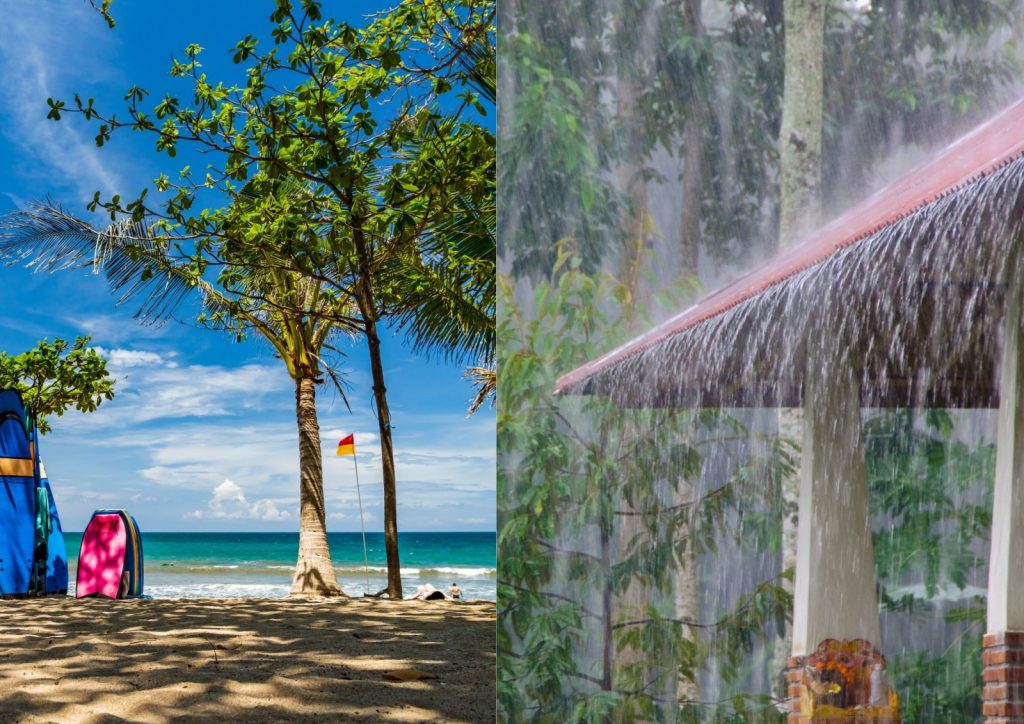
[{"x1": 554, "y1": 97, "x2": 1024, "y2": 409}]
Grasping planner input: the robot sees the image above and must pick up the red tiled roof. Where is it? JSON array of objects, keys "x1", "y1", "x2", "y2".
[{"x1": 554, "y1": 98, "x2": 1024, "y2": 396}]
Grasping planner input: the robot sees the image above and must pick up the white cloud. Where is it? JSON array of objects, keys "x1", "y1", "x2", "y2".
[
  {"x1": 64, "y1": 314, "x2": 169, "y2": 345},
  {"x1": 58, "y1": 359, "x2": 291, "y2": 429},
  {"x1": 93, "y1": 347, "x2": 173, "y2": 369},
  {"x1": 189, "y1": 479, "x2": 291, "y2": 521},
  {"x1": 128, "y1": 423, "x2": 298, "y2": 487},
  {"x1": 0, "y1": 4, "x2": 130, "y2": 205},
  {"x1": 329, "y1": 510, "x2": 376, "y2": 523},
  {"x1": 42, "y1": 369, "x2": 494, "y2": 530}
]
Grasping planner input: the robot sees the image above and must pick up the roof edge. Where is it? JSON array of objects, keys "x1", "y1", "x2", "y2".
[{"x1": 553, "y1": 98, "x2": 1024, "y2": 396}]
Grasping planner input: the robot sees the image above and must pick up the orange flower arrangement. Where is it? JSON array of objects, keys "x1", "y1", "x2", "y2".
[
  {"x1": 803, "y1": 639, "x2": 886, "y2": 706},
  {"x1": 799, "y1": 639, "x2": 900, "y2": 718}
]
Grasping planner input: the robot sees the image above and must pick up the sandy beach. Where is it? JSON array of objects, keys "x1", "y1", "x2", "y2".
[{"x1": 0, "y1": 597, "x2": 496, "y2": 723}]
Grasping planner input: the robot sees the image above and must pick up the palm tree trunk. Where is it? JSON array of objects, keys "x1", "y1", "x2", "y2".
[{"x1": 290, "y1": 374, "x2": 343, "y2": 597}]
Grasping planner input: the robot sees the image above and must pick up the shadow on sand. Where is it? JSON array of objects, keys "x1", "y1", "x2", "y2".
[{"x1": 0, "y1": 596, "x2": 496, "y2": 722}]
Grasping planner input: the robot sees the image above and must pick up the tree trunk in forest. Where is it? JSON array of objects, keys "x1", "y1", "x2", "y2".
[
  {"x1": 616, "y1": 72, "x2": 650, "y2": 306},
  {"x1": 290, "y1": 374, "x2": 344, "y2": 597},
  {"x1": 778, "y1": 0, "x2": 825, "y2": 245},
  {"x1": 673, "y1": 0, "x2": 704, "y2": 705},
  {"x1": 673, "y1": 485, "x2": 699, "y2": 705},
  {"x1": 774, "y1": 0, "x2": 825, "y2": 697},
  {"x1": 351, "y1": 222, "x2": 403, "y2": 600},
  {"x1": 601, "y1": 521, "x2": 613, "y2": 692},
  {"x1": 678, "y1": 0, "x2": 704, "y2": 283},
  {"x1": 679, "y1": 113, "x2": 702, "y2": 282}
]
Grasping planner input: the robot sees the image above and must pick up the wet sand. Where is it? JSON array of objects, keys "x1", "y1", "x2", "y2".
[{"x1": 0, "y1": 597, "x2": 496, "y2": 722}]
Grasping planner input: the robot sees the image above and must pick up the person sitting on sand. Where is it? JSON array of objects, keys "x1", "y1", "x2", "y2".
[
  {"x1": 450, "y1": 582, "x2": 462, "y2": 600},
  {"x1": 410, "y1": 583, "x2": 448, "y2": 600}
]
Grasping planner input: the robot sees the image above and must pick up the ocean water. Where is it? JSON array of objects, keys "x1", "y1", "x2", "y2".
[{"x1": 64, "y1": 531, "x2": 495, "y2": 601}]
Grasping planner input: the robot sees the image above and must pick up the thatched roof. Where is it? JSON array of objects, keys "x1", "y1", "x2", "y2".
[{"x1": 554, "y1": 99, "x2": 1024, "y2": 408}]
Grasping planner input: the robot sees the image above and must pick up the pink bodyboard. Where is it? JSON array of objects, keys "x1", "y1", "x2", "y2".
[{"x1": 76, "y1": 513, "x2": 127, "y2": 599}]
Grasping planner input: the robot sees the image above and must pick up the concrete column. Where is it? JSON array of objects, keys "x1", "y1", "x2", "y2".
[
  {"x1": 784, "y1": 365, "x2": 893, "y2": 721},
  {"x1": 988, "y1": 275, "x2": 1024, "y2": 633},
  {"x1": 985, "y1": 273, "x2": 1024, "y2": 723},
  {"x1": 791, "y1": 367, "x2": 881, "y2": 656}
]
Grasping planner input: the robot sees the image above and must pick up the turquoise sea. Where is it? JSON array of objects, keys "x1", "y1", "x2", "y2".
[{"x1": 64, "y1": 531, "x2": 496, "y2": 601}]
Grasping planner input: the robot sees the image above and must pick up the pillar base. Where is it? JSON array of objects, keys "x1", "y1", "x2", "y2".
[
  {"x1": 785, "y1": 655, "x2": 804, "y2": 723},
  {"x1": 983, "y1": 632, "x2": 1024, "y2": 722},
  {"x1": 784, "y1": 639, "x2": 899, "y2": 722}
]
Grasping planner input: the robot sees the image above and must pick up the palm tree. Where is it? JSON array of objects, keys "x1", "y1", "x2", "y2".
[
  {"x1": 388, "y1": 31, "x2": 496, "y2": 413},
  {"x1": 387, "y1": 179, "x2": 495, "y2": 412},
  {"x1": 0, "y1": 203, "x2": 354, "y2": 597}
]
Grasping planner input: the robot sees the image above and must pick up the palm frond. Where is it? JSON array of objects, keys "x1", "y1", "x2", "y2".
[
  {"x1": 453, "y1": 21, "x2": 495, "y2": 105},
  {"x1": 387, "y1": 177, "x2": 495, "y2": 366},
  {"x1": 464, "y1": 364, "x2": 495, "y2": 416},
  {"x1": 0, "y1": 202, "x2": 195, "y2": 322}
]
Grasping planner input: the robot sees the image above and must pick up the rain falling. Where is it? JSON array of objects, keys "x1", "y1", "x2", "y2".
[{"x1": 499, "y1": 0, "x2": 1024, "y2": 720}]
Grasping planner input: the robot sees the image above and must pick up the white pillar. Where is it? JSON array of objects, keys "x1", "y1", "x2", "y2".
[
  {"x1": 791, "y1": 366, "x2": 881, "y2": 655},
  {"x1": 987, "y1": 274, "x2": 1024, "y2": 634}
]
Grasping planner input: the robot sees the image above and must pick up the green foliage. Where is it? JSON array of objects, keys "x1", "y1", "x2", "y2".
[
  {"x1": 87, "y1": 0, "x2": 115, "y2": 29},
  {"x1": 865, "y1": 409, "x2": 994, "y2": 719},
  {"x1": 0, "y1": 336, "x2": 114, "y2": 433},
  {"x1": 499, "y1": 21, "x2": 621, "y2": 277},
  {"x1": 499, "y1": 255, "x2": 791, "y2": 721},
  {"x1": 888, "y1": 626, "x2": 983, "y2": 722},
  {"x1": 822, "y1": 0, "x2": 1022, "y2": 212},
  {"x1": 866, "y1": 410, "x2": 993, "y2": 601},
  {"x1": 501, "y1": 0, "x2": 1023, "y2": 279},
  {"x1": 43, "y1": 1, "x2": 495, "y2": 371}
]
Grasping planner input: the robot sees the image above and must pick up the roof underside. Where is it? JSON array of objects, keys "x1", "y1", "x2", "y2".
[{"x1": 554, "y1": 99, "x2": 1024, "y2": 408}]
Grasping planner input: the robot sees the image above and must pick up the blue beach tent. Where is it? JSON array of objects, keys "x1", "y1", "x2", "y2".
[{"x1": 0, "y1": 389, "x2": 68, "y2": 597}]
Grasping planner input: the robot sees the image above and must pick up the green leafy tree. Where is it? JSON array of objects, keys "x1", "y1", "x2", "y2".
[
  {"x1": 821, "y1": 0, "x2": 1023, "y2": 212},
  {"x1": 498, "y1": 254, "x2": 793, "y2": 720},
  {"x1": 392, "y1": 29, "x2": 495, "y2": 378},
  {"x1": 22, "y1": 0, "x2": 494, "y2": 599},
  {"x1": 499, "y1": 1, "x2": 620, "y2": 278},
  {"x1": 0, "y1": 336, "x2": 114, "y2": 433},
  {"x1": 865, "y1": 409, "x2": 994, "y2": 720}
]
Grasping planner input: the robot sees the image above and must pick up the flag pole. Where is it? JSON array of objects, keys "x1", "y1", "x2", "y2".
[{"x1": 352, "y1": 451, "x2": 371, "y2": 594}]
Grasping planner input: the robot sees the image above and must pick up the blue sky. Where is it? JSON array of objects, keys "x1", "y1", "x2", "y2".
[{"x1": 0, "y1": 1, "x2": 495, "y2": 533}]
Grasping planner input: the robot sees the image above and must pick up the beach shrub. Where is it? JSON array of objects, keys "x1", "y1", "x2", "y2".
[{"x1": 0, "y1": 335, "x2": 114, "y2": 433}]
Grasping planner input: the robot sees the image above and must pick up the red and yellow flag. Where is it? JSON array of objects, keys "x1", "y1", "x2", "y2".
[{"x1": 336, "y1": 433, "x2": 356, "y2": 457}]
